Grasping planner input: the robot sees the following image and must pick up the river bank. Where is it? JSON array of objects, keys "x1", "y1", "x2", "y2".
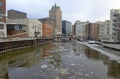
[{"x1": 76, "y1": 41, "x2": 120, "y2": 63}]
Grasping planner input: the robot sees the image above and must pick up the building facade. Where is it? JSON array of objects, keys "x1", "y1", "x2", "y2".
[
  {"x1": 117, "y1": 14, "x2": 120, "y2": 42},
  {"x1": 0, "y1": 0, "x2": 7, "y2": 38},
  {"x1": 39, "y1": 18, "x2": 55, "y2": 37},
  {"x1": 49, "y1": 4, "x2": 62, "y2": 35},
  {"x1": 110, "y1": 9, "x2": 120, "y2": 42},
  {"x1": 98, "y1": 21, "x2": 105, "y2": 42},
  {"x1": 39, "y1": 18, "x2": 53, "y2": 38},
  {"x1": 74, "y1": 20, "x2": 87, "y2": 40},
  {"x1": 7, "y1": 19, "x2": 42, "y2": 38},
  {"x1": 91, "y1": 23, "x2": 99, "y2": 40},
  {"x1": 62, "y1": 20, "x2": 72, "y2": 36},
  {"x1": 85, "y1": 22, "x2": 91, "y2": 40},
  {"x1": 7, "y1": 9, "x2": 27, "y2": 19},
  {"x1": 104, "y1": 20, "x2": 110, "y2": 42}
]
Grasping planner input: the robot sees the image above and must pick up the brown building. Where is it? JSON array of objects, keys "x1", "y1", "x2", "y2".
[
  {"x1": 7, "y1": 9, "x2": 27, "y2": 19},
  {"x1": 39, "y1": 18, "x2": 53, "y2": 38},
  {"x1": 72, "y1": 25, "x2": 75, "y2": 36},
  {"x1": 0, "y1": 0, "x2": 6, "y2": 22},
  {"x1": 39, "y1": 18, "x2": 55, "y2": 36},
  {"x1": 85, "y1": 22, "x2": 91, "y2": 40},
  {"x1": 85, "y1": 22, "x2": 99, "y2": 40},
  {"x1": 91, "y1": 23, "x2": 99, "y2": 40}
]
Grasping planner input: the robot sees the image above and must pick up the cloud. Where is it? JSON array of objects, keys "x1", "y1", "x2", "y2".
[{"x1": 6, "y1": 0, "x2": 120, "y2": 24}]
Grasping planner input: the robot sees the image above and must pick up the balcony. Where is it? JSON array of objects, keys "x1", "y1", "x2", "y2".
[
  {"x1": 113, "y1": 23, "x2": 117, "y2": 26},
  {"x1": 113, "y1": 14, "x2": 117, "y2": 17},
  {"x1": 113, "y1": 19, "x2": 117, "y2": 22},
  {"x1": 112, "y1": 28, "x2": 116, "y2": 31},
  {"x1": 112, "y1": 32, "x2": 117, "y2": 35}
]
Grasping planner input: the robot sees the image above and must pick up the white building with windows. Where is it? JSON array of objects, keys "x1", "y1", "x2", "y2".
[
  {"x1": 7, "y1": 19, "x2": 42, "y2": 38},
  {"x1": 98, "y1": 20, "x2": 110, "y2": 42},
  {"x1": 74, "y1": 20, "x2": 87, "y2": 40},
  {"x1": 110, "y1": 9, "x2": 120, "y2": 42}
]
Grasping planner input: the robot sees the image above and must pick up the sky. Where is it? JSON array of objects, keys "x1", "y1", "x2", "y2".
[{"x1": 7, "y1": 0, "x2": 120, "y2": 24}]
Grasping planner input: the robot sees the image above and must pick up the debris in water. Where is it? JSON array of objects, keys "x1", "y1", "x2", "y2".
[
  {"x1": 55, "y1": 76, "x2": 59, "y2": 79},
  {"x1": 60, "y1": 69, "x2": 69, "y2": 75},
  {"x1": 70, "y1": 63, "x2": 76, "y2": 66},
  {"x1": 41, "y1": 64, "x2": 48, "y2": 68},
  {"x1": 85, "y1": 74, "x2": 90, "y2": 77},
  {"x1": 75, "y1": 72, "x2": 84, "y2": 76},
  {"x1": 90, "y1": 71, "x2": 94, "y2": 74}
]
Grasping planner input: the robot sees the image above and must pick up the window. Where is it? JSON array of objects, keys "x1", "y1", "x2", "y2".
[
  {"x1": 14, "y1": 25, "x2": 22, "y2": 30},
  {"x1": 0, "y1": 9, "x2": 3, "y2": 14},
  {"x1": 0, "y1": 24, "x2": 3, "y2": 29},
  {"x1": 0, "y1": 2, "x2": 3, "y2": 6}
]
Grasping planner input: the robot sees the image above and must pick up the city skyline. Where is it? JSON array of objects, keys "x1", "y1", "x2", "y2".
[{"x1": 7, "y1": 0, "x2": 120, "y2": 23}]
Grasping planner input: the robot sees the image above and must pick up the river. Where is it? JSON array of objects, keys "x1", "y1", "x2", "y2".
[{"x1": 0, "y1": 42, "x2": 120, "y2": 79}]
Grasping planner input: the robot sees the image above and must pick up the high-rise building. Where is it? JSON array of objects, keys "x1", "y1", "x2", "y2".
[
  {"x1": 7, "y1": 9, "x2": 27, "y2": 19},
  {"x1": 62, "y1": 20, "x2": 72, "y2": 36},
  {"x1": 49, "y1": 4, "x2": 62, "y2": 35}
]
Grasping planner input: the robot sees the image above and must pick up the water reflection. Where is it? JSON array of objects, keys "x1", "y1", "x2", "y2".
[
  {"x1": 41, "y1": 44, "x2": 54, "y2": 58},
  {"x1": 0, "y1": 62, "x2": 8, "y2": 79},
  {"x1": 84, "y1": 46, "x2": 120, "y2": 79},
  {"x1": 0, "y1": 42, "x2": 119, "y2": 79},
  {"x1": 49, "y1": 52, "x2": 62, "y2": 68},
  {"x1": 108, "y1": 60, "x2": 120, "y2": 79}
]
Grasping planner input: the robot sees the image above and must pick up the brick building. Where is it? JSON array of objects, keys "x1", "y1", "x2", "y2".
[
  {"x1": 39, "y1": 18, "x2": 53, "y2": 38},
  {"x1": 85, "y1": 22, "x2": 99, "y2": 40},
  {"x1": 91, "y1": 23, "x2": 99, "y2": 40}
]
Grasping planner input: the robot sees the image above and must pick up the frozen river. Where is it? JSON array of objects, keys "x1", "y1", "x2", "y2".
[{"x1": 0, "y1": 42, "x2": 120, "y2": 79}]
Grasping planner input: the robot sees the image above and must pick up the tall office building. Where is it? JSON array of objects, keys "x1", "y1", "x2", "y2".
[
  {"x1": 62, "y1": 20, "x2": 72, "y2": 36},
  {"x1": 49, "y1": 4, "x2": 62, "y2": 35}
]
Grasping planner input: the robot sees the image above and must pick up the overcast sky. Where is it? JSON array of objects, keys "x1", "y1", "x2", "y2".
[{"x1": 7, "y1": 0, "x2": 120, "y2": 24}]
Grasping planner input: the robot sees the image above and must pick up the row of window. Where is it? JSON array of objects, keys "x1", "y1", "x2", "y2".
[{"x1": 0, "y1": 2, "x2": 4, "y2": 14}]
